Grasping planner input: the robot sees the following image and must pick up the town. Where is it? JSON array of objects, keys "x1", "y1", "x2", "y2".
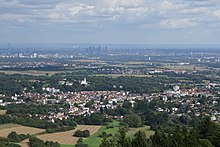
[{"x1": 1, "y1": 47, "x2": 220, "y2": 147}]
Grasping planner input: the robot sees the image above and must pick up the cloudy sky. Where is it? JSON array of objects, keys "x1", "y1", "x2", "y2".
[{"x1": 1, "y1": 0, "x2": 220, "y2": 45}]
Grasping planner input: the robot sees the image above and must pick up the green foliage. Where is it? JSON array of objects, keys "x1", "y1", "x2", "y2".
[
  {"x1": 1, "y1": 103, "x2": 77, "y2": 133},
  {"x1": 196, "y1": 117, "x2": 220, "y2": 147},
  {"x1": 131, "y1": 131, "x2": 148, "y2": 147},
  {"x1": 75, "y1": 113, "x2": 111, "y2": 125},
  {"x1": 29, "y1": 137, "x2": 60, "y2": 147},
  {"x1": 75, "y1": 138, "x2": 88, "y2": 147},
  {"x1": 123, "y1": 114, "x2": 142, "y2": 128},
  {"x1": 150, "y1": 117, "x2": 220, "y2": 147},
  {"x1": 98, "y1": 132, "x2": 112, "y2": 138},
  {"x1": 99, "y1": 128, "x2": 149, "y2": 147},
  {"x1": 0, "y1": 115, "x2": 13, "y2": 124},
  {"x1": 0, "y1": 141, "x2": 21, "y2": 147},
  {"x1": 74, "y1": 130, "x2": 90, "y2": 138},
  {"x1": 8, "y1": 131, "x2": 30, "y2": 142}
]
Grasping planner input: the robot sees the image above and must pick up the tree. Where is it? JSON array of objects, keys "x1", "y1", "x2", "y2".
[
  {"x1": 8, "y1": 132, "x2": 20, "y2": 142},
  {"x1": 99, "y1": 137, "x2": 114, "y2": 147},
  {"x1": 77, "y1": 138, "x2": 83, "y2": 144},
  {"x1": 131, "y1": 131, "x2": 148, "y2": 147},
  {"x1": 75, "y1": 138, "x2": 88, "y2": 147},
  {"x1": 29, "y1": 137, "x2": 45, "y2": 147},
  {"x1": 123, "y1": 114, "x2": 142, "y2": 128},
  {"x1": 74, "y1": 130, "x2": 90, "y2": 137}
]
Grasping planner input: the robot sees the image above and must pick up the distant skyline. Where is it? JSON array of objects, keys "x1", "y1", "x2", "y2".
[{"x1": 1, "y1": 0, "x2": 220, "y2": 45}]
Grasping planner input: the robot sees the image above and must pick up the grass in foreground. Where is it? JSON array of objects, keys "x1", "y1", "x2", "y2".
[{"x1": 83, "y1": 121, "x2": 120, "y2": 147}]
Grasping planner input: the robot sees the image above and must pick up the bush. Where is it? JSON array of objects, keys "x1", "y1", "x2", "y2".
[
  {"x1": 98, "y1": 132, "x2": 112, "y2": 138},
  {"x1": 75, "y1": 143, "x2": 88, "y2": 147},
  {"x1": 8, "y1": 132, "x2": 30, "y2": 142},
  {"x1": 74, "y1": 130, "x2": 90, "y2": 137},
  {"x1": 29, "y1": 137, "x2": 60, "y2": 147},
  {"x1": 106, "y1": 125, "x2": 114, "y2": 129}
]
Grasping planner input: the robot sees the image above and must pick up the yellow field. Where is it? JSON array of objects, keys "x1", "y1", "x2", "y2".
[
  {"x1": 0, "y1": 110, "x2": 6, "y2": 115},
  {"x1": 35, "y1": 125, "x2": 101, "y2": 145},
  {"x1": 126, "y1": 126, "x2": 154, "y2": 138},
  {"x1": 0, "y1": 70, "x2": 64, "y2": 76},
  {"x1": 0, "y1": 124, "x2": 45, "y2": 137}
]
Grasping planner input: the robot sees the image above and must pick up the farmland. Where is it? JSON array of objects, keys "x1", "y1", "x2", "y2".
[
  {"x1": 0, "y1": 124, "x2": 45, "y2": 137},
  {"x1": 83, "y1": 121, "x2": 120, "y2": 147},
  {"x1": 36, "y1": 125, "x2": 101, "y2": 146},
  {"x1": 0, "y1": 70, "x2": 64, "y2": 76},
  {"x1": 126, "y1": 126, "x2": 155, "y2": 138},
  {"x1": 0, "y1": 110, "x2": 6, "y2": 115},
  {"x1": 82, "y1": 121, "x2": 154, "y2": 147}
]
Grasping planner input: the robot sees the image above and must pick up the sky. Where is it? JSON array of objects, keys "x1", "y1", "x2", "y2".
[{"x1": 1, "y1": 0, "x2": 220, "y2": 46}]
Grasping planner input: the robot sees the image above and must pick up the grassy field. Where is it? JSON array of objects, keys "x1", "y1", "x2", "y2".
[
  {"x1": 0, "y1": 70, "x2": 64, "y2": 76},
  {"x1": 0, "y1": 124, "x2": 45, "y2": 137},
  {"x1": 95, "y1": 74, "x2": 152, "y2": 77},
  {"x1": 0, "y1": 110, "x2": 6, "y2": 115},
  {"x1": 82, "y1": 122, "x2": 154, "y2": 147},
  {"x1": 126, "y1": 126, "x2": 154, "y2": 138},
  {"x1": 83, "y1": 121, "x2": 120, "y2": 147},
  {"x1": 36, "y1": 125, "x2": 100, "y2": 146}
]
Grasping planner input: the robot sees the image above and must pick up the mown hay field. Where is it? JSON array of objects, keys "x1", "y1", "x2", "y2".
[
  {"x1": 36, "y1": 125, "x2": 101, "y2": 145},
  {"x1": 0, "y1": 110, "x2": 6, "y2": 115},
  {"x1": 0, "y1": 124, "x2": 45, "y2": 137}
]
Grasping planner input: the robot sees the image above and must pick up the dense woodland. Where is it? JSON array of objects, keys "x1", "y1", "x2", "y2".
[{"x1": 0, "y1": 72, "x2": 176, "y2": 96}]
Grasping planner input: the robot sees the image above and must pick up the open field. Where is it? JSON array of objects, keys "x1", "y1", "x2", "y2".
[
  {"x1": 0, "y1": 123, "x2": 20, "y2": 130},
  {"x1": 0, "y1": 124, "x2": 45, "y2": 137},
  {"x1": 0, "y1": 70, "x2": 65, "y2": 76},
  {"x1": 83, "y1": 121, "x2": 120, "y2": 147},
  {"x1": 36, "y1": 125, "x2": 100, "y2": 146},
  {"x1": 95, "y1": 74, "x2": 152, "y2": 77},
  {"x1": 0, "y1": 110, "x2": 6, "y2": 115},
  {"x1": 158, "y1": 65, "x2": 208, "y2": 71},
  {"x1": 126, "y1": 126, "x2": 154, "y2": 138}
]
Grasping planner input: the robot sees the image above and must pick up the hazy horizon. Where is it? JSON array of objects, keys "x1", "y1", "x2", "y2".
[{"x1": 0, "y1": 43, "x2": 220, "y2": 50}]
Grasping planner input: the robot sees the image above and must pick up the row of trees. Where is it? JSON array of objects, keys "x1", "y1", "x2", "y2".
[
  {"x1": 99, "y1": 127, "x2": 148, "y2": 147},
  {"x1": 0, "y1": 114, "x2": 76, "y2": 133},
  {"x1": 29, "y1": 137, "x2": 60, "y2": 147}
]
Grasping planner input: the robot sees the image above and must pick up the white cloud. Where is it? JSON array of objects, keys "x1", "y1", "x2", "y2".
[
  {"x1": 157, "y1": 1, "x2": 186, "y2": 15},
  {"x1": 213, "y1": 9, "x2": 220, "y2": 19},
  {"x1": 46, "y1": 3, "x2": 94, "y2": 20},
  {"x1": 179, "y1": 7, "x2": 210, "y2": 14},
  {"x1": 0, "y1": 0, "x2": 220, "y2": 29},
  {"x1": 159, "y1": 18, "x2": 198, "y2": 29}
]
